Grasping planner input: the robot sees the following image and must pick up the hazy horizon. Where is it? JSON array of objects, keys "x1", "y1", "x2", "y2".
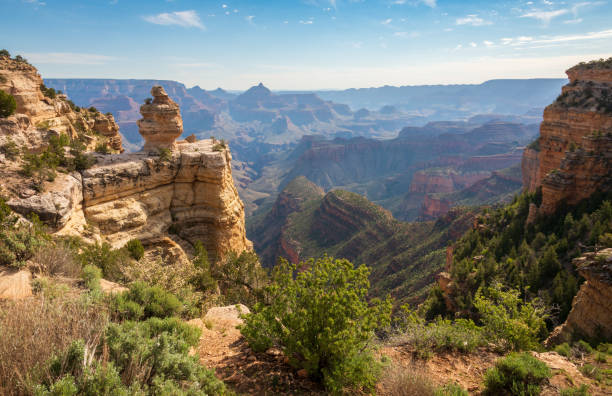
[{"x1": 2, "y1": 0, "x2": 611, "y2": 90}]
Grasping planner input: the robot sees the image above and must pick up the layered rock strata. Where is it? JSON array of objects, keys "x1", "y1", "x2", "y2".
[
  {"x1": 137, "y1": 86, "x2": 183, "y2": 151},
  {"x1": 79, "y1": 139, "x2": 251, "y2": 259},
  {"x1": 522, "y1": 60, "x2": 612, "y2": 213}
]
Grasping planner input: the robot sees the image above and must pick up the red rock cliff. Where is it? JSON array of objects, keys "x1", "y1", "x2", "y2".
[{"x1": 522, "y1": 59, "x2": 612, "y2": 213}]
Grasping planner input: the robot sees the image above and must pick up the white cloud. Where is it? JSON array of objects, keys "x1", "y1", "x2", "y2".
[
  {"x1": 521, "y1": 9, "x2": 568, "y2": 24},
  {"x1": 483, "y1": 40, "x2": 494, "y2": 47},
  {"x1": 563, "y1": 18, "x2": 583, "y2": 24},
  {"x1": 222, "y1": 4, "x2": 227, "y2": 8},
  {"x1": 245, "y1": 15, "x2": 255, "y2": 25},
  {"x1": 393, "y1": 0, "x2": 436, "y2": 6},
  {"x1": 453, "y1": 44, "x2": 463, "y2": 51},
  {"x1": 143, "y1": 10, "x2": 205, "y2": 29},
  {"x1": 456, "y1": 14, "x2": 492, "y2": 26},
  {"x1": 22, "y1": 52, "x2": 115, "y2": 65},
  {"x1": 470, "y1": 42, "x2": 477, "y2": 47},
  {"x1": 23, "y1": 0, "x2": 45, "y2": 6},
  {"x1": 381, "y1": 18, "x2": 392, "y2": 25},
  {"x1": 299, "y1": 20, "x2": 314, "y2": 24},
  {"x1": 502, "y1": 29, "x2": 612, "y2": 47}
]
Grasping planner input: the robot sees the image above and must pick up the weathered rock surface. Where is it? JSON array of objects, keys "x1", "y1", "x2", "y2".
[
  {"x1": 522, "y1": 60, "x2": 612, "y2": 213},
  {"x1": 78, "y1": 139, "x2": 252, "y2": 259},
  {"x1": 137, "y1": 86, "x2": 183, "y2": 151},
  {"x1": 547, "y1": 248, "x2": 612, "y2": 345}
]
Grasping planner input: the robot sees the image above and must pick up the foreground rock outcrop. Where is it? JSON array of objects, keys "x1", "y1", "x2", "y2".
[
  {"x1": 547, "y1": 248, "x2": 612, "y2": 345},
  {"x1": 522, "y1": 59, "x2": 612, "y2": 213}
]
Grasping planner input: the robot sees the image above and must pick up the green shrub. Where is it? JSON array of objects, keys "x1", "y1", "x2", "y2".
[
  {"x1": 577, "y1": 340, "x2": 593, "y2": 354},
  {"x1": 436, "y1": 383, "x2": 469, "y2": 396},
  {"x1": 79, "y1": 242, "x2": 129, "y2": 281},
  {"x1": 88, "y1": 106, "x2": 98, "y2": 113},
  {"x1": 123, "y1": 239, "x2": 144, "y2": 261},
  {"x1": 595, "y1": 352, "x2": 607, "y2": 363},
  {"x1": 0, "y1": 90, "x2": 16, "y2": 118},
  {"x1": 104, "y1": 317, "x2": 226, "y2": 394},
  {"x1": 483, "y1": 352, "x2": 551, "y2": 396},
  {"x1": 0, "y1": 208, "x2": 49, "y2": 268},
  {"x1": 0, "y1": 49, "x2": 9, "y2": 58},
  {"x1": 39, "y1": 84, "x2": 56, "y2": 99},
  {"x1": 560, "y1": 385, "x2": 590, "y2": 396},
  {"x1": 474, "y1": 284, "x2": 548, "y2": 352},
  {"x1": 555, "y1": 342, "x2": 572, "y2": 357},
  {"x1": 110, "y1": 281, "x2": 182, "y2": 320},
  {"x1": 0, "y1": 138, "x2": 20, "y2": 160},
  {"x1": 212, "y1": 250, "x2": 267, "y2": 306},
  {"x1": 190, "y1": 240, "x2": 217, "y2": 292},
  {"x1": 157, "y1": 147, "x2": 172, "y2": 163},
  {"x1": 82, "y1": 264, "x2": 102, "y2": 292},
  {"x1": 579, "y1": 364, "x2": 602, "y2": 381},
  {"x1": 94, "y1": 141, "x2": 110, "y2": 154},
  {"x1": 393, "y1": 307, "x2": 485, "y2": 358},
  {"x1": 240, "y1": 256, "x2": 392, "y2": 393}
]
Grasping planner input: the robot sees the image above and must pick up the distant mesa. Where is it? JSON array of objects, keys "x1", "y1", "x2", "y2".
[{"x1": 137, "y1": 86, "x2": 183, "y2": 151}]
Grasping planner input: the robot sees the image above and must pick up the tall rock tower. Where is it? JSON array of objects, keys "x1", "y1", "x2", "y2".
[{"x1": 137, "y1": 86, "x2": 183, "y2": 151}]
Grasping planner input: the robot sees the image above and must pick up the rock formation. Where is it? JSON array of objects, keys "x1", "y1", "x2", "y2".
[
  {"x1": 0, "y1": 55, "x2": 122, "y2": 153},
  {"x1": 137, "y1": 86, "x2": 183, "y2": 151},
  {"x1": 547, "y1": 248, "x2": 612, "y2": 345},
  {"x1": 522, "y1": 59, "x2": 612, "y2": 213}
]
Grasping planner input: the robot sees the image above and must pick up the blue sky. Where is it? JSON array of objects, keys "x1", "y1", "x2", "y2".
[{"x1": 1, "y1": 0, "x2": 611, "y2": 89}]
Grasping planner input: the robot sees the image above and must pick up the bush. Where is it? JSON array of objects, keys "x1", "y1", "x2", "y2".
[
  {"x1": 560, "y1": 384, "x2": 591, "y2": 396},
  {"x1": 579, "y1": 364, "x2": 602, "y2": 381},
  {"x1": 378, "y1": 365, "x2": 437, "y2": 396},
  {"x1": 32, "y1": 244, "x2": 81, "y2": 278},
  {"x1": 212, "y1": 250, "x2": 267, "y2": 306},
  {"x1": 0, "y1": 90, "x2": 16, "y2": 118},
  {"x1": 555, "y1": 342, "x2": 572, "y2": 357},
  {"x1": 123, "y1": 238, "x2": 144, "y2": 260},
  {"x1": 110, "y1": 281, "x2": 183, "y2": 320},
  {"x1": 391, "y1": 308, "x2": 485, "y2": 358},
  {"x1": 94, "y1": 141, "x2": 110, "y2": 154},
  {"x1": 79, "y1": 242, "x2": 129, "y2": 281},
  {"x1": 0, "y1": 207, "x2": 49, "y2": 268},
  {"x1": 437, "y1": 383, "x2": 469, "y2": 396},
  {"x1": 0, "y1": 49, "x2": 9, "y2": 58},
  {"x1": 157, "y1": 147, "x2": 172, "y2": 163},
  {"x1": 82, "y1": 264, "x2": 102, "y2": 292},
  {"x1": 0, "y1": 138, "x2": 20, "y2": 160},
  {"x1": 483, "y1": 352, "x2": 551, "y2": 396},
  {"x1": 39, "y1": 84, "x2": 56, "y2": 99},
  {"x1": 474, "y1": 284, "x2": 548, "y2": 352},
  {"x1": 104, "y1": 317, "x2": 227, "y2": 394},
  {"x1": 240, "y1": 256, "x2": 392, "y2": 393}
]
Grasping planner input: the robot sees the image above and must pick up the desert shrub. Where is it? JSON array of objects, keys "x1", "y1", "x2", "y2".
[
  {"x1": 595, "y1": 352, "x2": 607, "y2": 363},
  {"x1": 437, "y1": 383, "x2": 469, "y2": 396},
  {"x1": 123, "y1": 238, "x2": 144, "y2": 260},
  {"x1": 391, "y1": 308, "x2": 485, "y2": 358},
  {"x1": 94, "y1": 141, "x2": 110, "y2": 154},
  {"x1": 104, "y1": 317, "x2": 226, "y2": 394},
  {"x1": 577, "y1": 340, "x2": 594, "y2": 354},
  {"x1": 555, "y1": 342, "x2": 572, "y2": 357},
  {"x1": 0, "y1": 295, "x2": 108, "y2": 395},
  {"x1": 0, "y1": 49, "x2": 9, "y2": 58},
  {"x1": 109, "y1": 281, "x2": 182, "y2": 321},
  {"x1": 560, "y1": 385, "x2": 591, "y2": 396},
  {"x1": 212, "y1": 250, "x2": 268, "y2": 306},
  {"x1": 378, "y1": 365, "x2": 436, "y2": 396},
  {"x1": 0, "y1": 208, "x2": 50, "y2": 268},
  {"x1": 82, "y1": 264, "x2": 102, "y2": 292},
  {"x1": 474, "y1": 284, "x2": 548, "y2": 352},
  {"x1": 32, "y1": 244, "x2": 81, "y2": 278},
  {"x1": 39, "y1": 84, "x2": 56, "y2": 99},
  {"x1": 0, "y1": 138, "x2": 20, "y2": 159},
  {"x1": 144, "y1": 97, "x2": 152, "y2": 105},
  {"x1": 579, "y1": 364, "x2": 602, "y2": 381},
  {"x1": 240, "y1": 256, "x2": 392, "y2": 393},
  {"x1": 88, "y1": 106, "x2": 98, "y2": 113},
  {"x1": 79, "y1": 242, "x2": 130, "y2": 281},
  {"x1": 0, "y1": 90, "x2": 17, "y2": 118},
  {"x1": 190, "y1": 240, "x2": 217, "y2": 292},
  {"x1": 483, "y1": 352, "x2": 551, "y2": 396},
  {"x1": 156, "y1": 147, "x2": 172, "y2": 163}
]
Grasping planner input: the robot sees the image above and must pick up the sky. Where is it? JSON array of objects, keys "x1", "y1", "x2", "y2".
[{"x1": 1, "y1": 0, "x2": 611, "y2": 90}]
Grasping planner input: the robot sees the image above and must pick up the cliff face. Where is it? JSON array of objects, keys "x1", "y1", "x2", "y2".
[
  {"x1": 0, "y1": 56, "x2": 122, "y2": 153},
  {"x1": 77, "y1": 139, "x2": 251, "y2": 259},
  {"x1": 547, "y1": 248, "x2": 612, "y2": 345},
  {"x1": 522, "y1": 60, "x2": 612, "y2": 213},
  {"x1": 1, "y1": 59, "x2": 250, "y2": 261}
]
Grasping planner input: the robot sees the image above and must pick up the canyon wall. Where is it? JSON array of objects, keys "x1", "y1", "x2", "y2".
[{"x1": 522, "y1": 61, "x2": 612, "y2": 213}]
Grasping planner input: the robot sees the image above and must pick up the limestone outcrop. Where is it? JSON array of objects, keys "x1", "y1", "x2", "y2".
[
  {"x1": 78, "y1": 139, "x2": 251, "y2": 259},
  {"x1": 0, "y1": 55, "x2": 122, "y2": 154},
  {"x1": 547, "y1": 248, "x2": 612, "y2": 345},
  {"x1": 137, "y1": 86, "x2": 183, "y2": 151},
  {"x1": 522, "y1": 59, "x2": 612, "y2": 213}
]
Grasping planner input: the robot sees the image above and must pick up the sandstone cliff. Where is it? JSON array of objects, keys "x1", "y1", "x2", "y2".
[
  {"x1": 0, "y1": 54, "x2": 122, "y2": 154},
  {"x1": 522, "y1": 59, "x2": 612, "y2": 213},
  {"x1": 1, "y1": 56, "x2": 251, "y2": 261}
]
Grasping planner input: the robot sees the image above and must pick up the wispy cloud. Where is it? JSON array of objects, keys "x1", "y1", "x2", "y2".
[
  {"x1": 563, "y1": 18, "x2": 583, "y2": 24},
  {"x1": 469, "y1": 42, "x2": 477, "y2": 47},
  {"x1": 381, "y1": 18, "x2": 392, "y2": 25},
  {"x1": 455, "y1": 14, "x2": 492, "y2": 26},
  {"x1": 483, "y1": 40, "x2": 495, "y2": 47},
  {"x1": 394, "y1": 31, "x2": 420, "y2": 38},
  {"x1": 299, "y1": 20, "x2": 314, "y2": 24},
  {"x1": 23, "y1": 0, "x2": 45, "y2": 6},
  {"x1": 521, "y1": 9, "x2": 568, "y2": 24},
  {"x1": 22, "y1": 52, "x2": 116, "y2": 65},
  {"x1": 502, "y1": 29, "x2": 612, "y2": 47},
  {"x1": 245, "y1": 15, "x2": 255, "y2": 26},
  {"x1": 143, "y1": 10, "x2": 205, "y2": 29},
  {"x1": 392, "y1": 0, "x2": 436, "y2": 7}
]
